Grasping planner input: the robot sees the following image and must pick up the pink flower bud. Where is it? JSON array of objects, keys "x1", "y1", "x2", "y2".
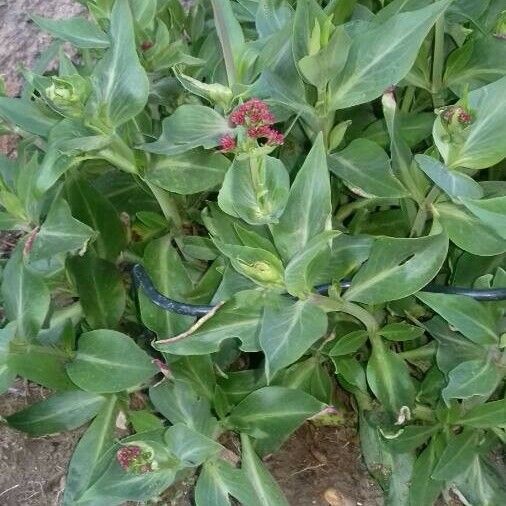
[
  {"x1": 116, "y1": 445, "x2": 154, "y2": 474},
  {"x1": 219, "y1": 134, "x2": 237, "y2": 152},
  {"x1": 266, "y1": 128, "x2": 284, "y2": 146}
]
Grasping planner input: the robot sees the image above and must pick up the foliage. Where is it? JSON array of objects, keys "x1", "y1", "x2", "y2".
[{"x1": 0, "y1": 0, "x2": 505, "y2": 504}]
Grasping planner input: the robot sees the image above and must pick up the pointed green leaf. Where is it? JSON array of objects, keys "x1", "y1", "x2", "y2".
[
  {"x1": 6, "y1": 390, "x2": 106, "y2": 436},
  {"x1": 228, "y1": 386, "x2": 325, "y2": 455},
  {"x1": 67, "y1": 253, "x2": 126, "y2": 330},
  {"x1": 218, "y1": 155, "x2": 290, "y2": 225},
  {"x1": 344, "y1": 234, "x2": 448, "y2": 304},
  {"x1": 284, "y1": 231, "x2": 340, "y2": 297},
  {"x1": 138, "y1": 234, "x2": 194, "y2": 338},
  {"x1": 367, "y1": 337, "x2": 416, "y2": 414},
  {"x1": 30, "y1": 198, "x2": 95, "y2": 261},
  {"x1": 66, "y1": 330, "x2": 157, "y2": 393},
  {"x1": 442, "y1": 359, "x2": 502, "y2": 404},
  {"x1": 259, "y1": 295, "x2": 328, "y2": 380},
  {"x1": 461, "y1": 196, "x2": 506, "y2": 240},
  {"x1": 328, "y1": 139, "x2": 407, "y2": 198},
  {"x1": 142, "y1": 105, "x2": 232, "y2": 155},
  {"x1": 240, "y1": 434, "x2": 289, "y2": 506},
  {"x1": 146, "y1": 149, "x2": 230, "y2": 195},
  {"x1": 271, "y1": 133, "x2": 331, "y2": 261},
  {"x1": 415, "y1": 154, "x2": 483, "y2": 199},
  {"x1": 456, "y1": 400, "x2": 506, "y2": 429},
  {"x1": 32, "y1": 15, "x2": 110, "y2": 49},
  {"x1": 416, "y1": 292, "x2": 499, "y2": 344},
  {"x1": 432, "y1": 430, "x2": 478, "y2": 481},
  {"x1": 330, "y1": 1, "x2": 450, "y2": 109},
  {"x1": 1, "y1": 246, "x2": 50, "y2": 339},
  {"x1": 86, "y1": 0, "x2": 149, "y2": 128},
  {"x1": 63, "y1": 396, "x2": 118, "y2": 505}
]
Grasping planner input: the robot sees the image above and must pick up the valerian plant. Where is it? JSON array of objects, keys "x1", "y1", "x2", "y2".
[{"x1": 0, "y1": 0, "x2": 505, "y2": 504}]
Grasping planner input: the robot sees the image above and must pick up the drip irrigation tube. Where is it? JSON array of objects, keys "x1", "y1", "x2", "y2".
[{"x1": 132, "y1": 264, "x2": 506, "y2": 317}]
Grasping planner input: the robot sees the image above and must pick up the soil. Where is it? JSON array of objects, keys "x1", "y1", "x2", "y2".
[{"x1": 0, "y1": 1, "x2": 383, "y2": 505}]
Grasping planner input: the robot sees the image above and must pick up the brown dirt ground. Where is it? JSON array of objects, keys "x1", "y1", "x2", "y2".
[{"x1": 0, "y1": 1, "x2": 383, "y2": 504}]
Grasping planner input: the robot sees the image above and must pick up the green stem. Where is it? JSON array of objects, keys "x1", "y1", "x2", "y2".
[
  {"x1": 312, "y1": 295, "x2": 378, "y2": 336},
  {"x1": 145, "y1": 180, "x2": 183, "y2": 228},
  {"x1": 431, "y1": 15, "x2": 446, "y2": 108},
  {"x1": 399, "y1": 341, "x2": 437, "y2": 361},
  {"x1": 409, "y1": 186, "x2": 440, "y2": 237},
  {"x1": 401, "y1": 86, "x2": 415, "y2": 113}
]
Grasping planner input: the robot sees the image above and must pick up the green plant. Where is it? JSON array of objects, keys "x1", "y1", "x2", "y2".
[{"x1": 0, "y1": 0, "x2": 505, "y2": 504}]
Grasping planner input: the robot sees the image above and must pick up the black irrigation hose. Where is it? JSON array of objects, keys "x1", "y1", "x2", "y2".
[{"x1": 132, "y1": 264, "x2": 506, "y2": 317}]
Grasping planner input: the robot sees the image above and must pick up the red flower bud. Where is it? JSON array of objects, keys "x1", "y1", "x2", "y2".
[
  {"x1": 219, "y1": 134, "x2": 236, "y2": 152},
  {"x1": 116, "y1": 445, "x2": 154, "y2": 474}
]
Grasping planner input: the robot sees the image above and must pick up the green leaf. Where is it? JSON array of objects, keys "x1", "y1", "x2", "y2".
[
  {"x1": 456, "y1": 400, "x2": 506, "y2": 429},
  {"x1": 409, "y1": 434, "x2": 445, "y2": 506},
  {"x1": 385, "y1": 424, "x2": 440, "y2": 454},
  {"x1": 0, "y1": 325, "x2": 16, "y2": 395},
  {"x1": 65, "y1": 174, "x2": 127, "y2": 261},
  {"x1": 215, "y1": 242, "x2": 285, "y2": 289},
  {"x1": 432, "y1": 430, "x2": 479, "y2": 481},
  {"x1": 434, "y1": 76, "x2": 506, "y2": 169},
  {"x1": 210, "y1": 0, "x2": 245, "y2": 85},
  {"x1": 284, "y1": 231, "x2": 340, "y2": 297},
  {"x1": 63, "y1": 396, "x2": 118, "y2": 505},
  {"x1": 142, "y1": 105, "x2": 232, "y2": 155},
  {"x1": 127, "y1": 410, "x2": 163, "y2": 433},
  {"x1": 415, "y1": 154, "x2": 483, "y2": 199},
  {"x1": 329, "y1": 1, "x2": 450, "y2": 109},
  {"x1": 240, "y1": 433, "x2": 289, "y2": 506},
  {"x1": 67, "y1": 253, "x2": 126, "y2": 330},
  {"x1": 461, "y1": 196, "x2": 506, "y2": 240},
  {"x1": 32, "y1": 15, "x2": 110, "y2": 49},
  {"x1": 79, "y1": 431, "x2": 177, "y2": 503},
  {"x1": 1, "y1": 246, "x2": 50, "y2": 339},
  {"x1": 442, "y1": 359, "x2": 502, "y2": 404},
  {"x1": 218, "y1": 155, "x2": 290, "y2": 225},
  {"x1": 328, "y1": 139, "x2": 407, "y2": 198},
  {"x1": 329, "y1": 330, "x2": 368, "y2": 356},
  {"x1": 170, "y1": 355, "x2": 217, "y2": 401},
  {"x1": 379, "y1": 322, "x2": 424, "y2": 341},
  {"x1": 6, "y1": 390, "x2": 106, "y2": 436},
  {"x1": 0, "y1": 97, "x2": 57, "y2": 137},
  {"x1": 367, "y1": 336, "x2": 416, "y2": 414},
  {"x1": 146, "y1": 149, "x2": 230, "y2": 195},
  {"x1": 444, "y1": 36, "x2": 506, "y2": 96},
  {"x1": 259, "y1": 295, "x2": 328, "y2": 380},
  {"x1": 416, "y1": 292, "x2": 499, "y2": 344},
  {"x1": 271, "y1": 133, "x2": 331, "y2": 262},
  {"x1": 86, "y1": 0, "x2": 149, "y2": 128},
  {"x1": 195, "y1": 461, "x2": 235, "y2": 506},
  {"x1": 227, "y1": 386, "x2": 325, "y2": 455},
  {"x1": 454, "y1": 455, "x2": 506, "y2": 506},
  {"x1": 30, "y1": 198, "x2": 95, "y2": 261},
  {"x1": 436, "y1": 202, "x2": 506, "y2": 256},
  {"x1": 344, "y1": 234, "x2": 448, "y2": 304},
  {"x1": 66, "y1": 330, "x2": 157, "y2": 393},
  {"x1": 138, "y1": 234, "x2": 194, "y2": 337},
  {"x1": 332, "y1": 356, "x2": 368, "y2": 393},
  {"x1": 37, "y1": 120, "x2": 109, "y2": 193},
  {"x1": 153, "y1": 290, "x2": 264, "y2": 355},
  {"x1": 298, "y1": 26, "x2": 351, "y2": 87},
  {"x1": 149, "y1": 379, "x2": 217, "y2": 436},
  {"x1": 8, "y1": 343, "x2": 74, "y2": 391},
  {"x1": 165, "y1": 424, "x2": 222, "y2": 467}
]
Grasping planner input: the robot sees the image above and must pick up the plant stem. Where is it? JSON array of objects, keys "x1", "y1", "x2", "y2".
[
  {"x1": 432, "y1": 15, "x2": 445, "y2": 108},
  {"x1": 399, "y1": 341, "x2": 437, "y2": 360},
  {"x1": 401, "y1": 86, "x2": 415, "y2": 113},
  {"x1": 145, "y1": 180, "x2": 183, "y2": 228},
  {"x1": 312, "y1": 295, "x2": 378, "y2": 336},
  {"x1": 409, "y1": 185, "x2": 440, "y2": 237}
]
